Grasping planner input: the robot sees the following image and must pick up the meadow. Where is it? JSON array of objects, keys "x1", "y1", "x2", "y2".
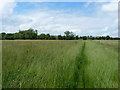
[
  {"x1": 0, "y1": 41, "x2": 2, "y2": 89},
  {"x1": 2, "y1": 40, "x2": 118, "y2": 88}
]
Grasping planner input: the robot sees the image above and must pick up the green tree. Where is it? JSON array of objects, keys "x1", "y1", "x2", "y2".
[
  {"x1": 75, "y1": 35, "x2": 79, "y2": 40},
  {"x1": 5, "y1": 33, "x2": 14, "y2": 40},
  {"x1": 58, "y1": 35, "x2": 63, "y2": 40},
  {"x1": 106, "y1": 35, "x2": 110, "y2": 40},
  {"x1": 38, "y1": 34, "x2": 46, "y2": 40},
  {"x1": 64, "y1": 31, "x2": 71, "y2": 37},
  {"x1": 1, "y1": 32, "x2": 6, "y2": 40},
  {"x1": 83, "y1": 36, "x2": 87, "y2": 40},
  {"x1": 18, "y1": 28, "x2": 37, "y2": 39},
  {"x1": 50, "y1": 36, "x2": 56, "y2": 40},
  {"x1": 14, "y1": 33, "x2": 20, "y2": 39},
  {"x1": 45, "y1": 34, "x2": 50, "y2": 40},
  {"x1": 64, "y1": 31, "x2": 75, "y2": 40}
]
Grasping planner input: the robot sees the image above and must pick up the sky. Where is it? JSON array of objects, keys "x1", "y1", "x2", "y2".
[{"x1": 0, "y1": 0, "x2": 118, "y2": 37}]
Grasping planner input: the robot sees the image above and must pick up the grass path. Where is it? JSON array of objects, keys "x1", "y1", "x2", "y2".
[{"x1": 73, "y1": 42, "x2": 87, "y2": 88}]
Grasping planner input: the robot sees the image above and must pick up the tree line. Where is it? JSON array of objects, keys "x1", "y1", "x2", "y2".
[{"x1": 0, "y1": 28, "x2": 119, "y2": 40}]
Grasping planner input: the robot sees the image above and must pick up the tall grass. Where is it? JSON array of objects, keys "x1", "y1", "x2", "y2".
[
  {"x1": 2, "y1": 40, "x2": 118, "y2": 88},
  {"x1": 0, "y1": 40, "x2": 2, "y2": 89},
  {"x1": 3, "y1": 40, "x2": 83, "y2": 88},
  {"x1": 84, "y1": 41, "x2": 118, "y2": 88}
]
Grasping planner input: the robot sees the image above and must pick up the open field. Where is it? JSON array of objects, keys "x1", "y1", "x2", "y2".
[
  {"x1": 2, "y1": 40, "x2": 118, "y2": 88},
  {"x1": 0, "y1": 41, "x2": 2, "y2": 89}
]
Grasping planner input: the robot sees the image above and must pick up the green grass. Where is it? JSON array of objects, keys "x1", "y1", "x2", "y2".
[
  {"x1": 2, "y1": 40, "x2": 118, "y2": 88},
  {"x1": 0, "y1": 40, "x2": 2, "y2": 89},
  {"x1": 84, "y1": 41, "x2": 118, "y2": 88}
]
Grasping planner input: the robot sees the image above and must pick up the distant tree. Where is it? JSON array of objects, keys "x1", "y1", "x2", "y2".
[
  {"x1": 50, "y1": 35, "x2": 56, "y2": 40},
  {"x1": 5, "y1": 33, "x2": 14, "y2": 40},
  {"x1": 64, "y1": 31, "x2": 75, "y2": 40},
  {"x1": 14, "y1": 33, "x2": 20, "y2": 39},
  {"x1": 0, "y1": 34, "x2": 1, "y2": 40},
  {"x1": 102, "y1": 36, "x2": 105, "y2": 40},
  {"x1": 45, "y1": 34, "x2": 50, "y2": 40},
  {"x1": 106, "y1": 35, "x2": 110, "y2": 40},
  {"x1": 64, "y1": 31, "x2": 71, "y2": 37},
  {"x1": 63, "y1": 36, "x2": 66, "y2": 40},
  {"x1": 0, "y1": 29, "x2": 117, "y2": 40},
  {"x1": 69, "y1": 32, "x2": 75, "y2": 40},
  {"x1": 38, "y1": 34, "x2": 46, "y2": 40},
  {"x1": 89, "y1": 35, "x2": 92, "y2": 40},
  {"x1": 27, "y1": 28, "x2": 38, "y2": 39},
  {"x1": 58, "y1": 35, "x2": 63, "y2": 40},
  {"x1": 1, "y1": 32, "x2": 6, "y2": 40},
  {"x1": 83, "y1": 36, "x2": 87, "y2": 40},
  {"x1": 91, "y1": 37, "x2": 95, "y2": 40},
  {"x1": 75, "y1": 35, "x2": 79, "y2": 40},
  {"x1": 79, "y1": 36, "x2": 82, "y2": 39},
  {"x1": 35, "y1": 30, "x2": 38, "y2": 35},
  {"x1": 18, "y1": 29, "x2": 38, "y2": 39}
]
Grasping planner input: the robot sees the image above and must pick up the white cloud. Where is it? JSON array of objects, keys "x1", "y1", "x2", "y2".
[
  {"x1": 0, "y1": 0, "x2": 16, "y2": 15},
  {"x1": 0, "y1": 0, "x2": 16, "y2": 32},
  {"x1": 1, "y1": 1, "x2": 118, "y2": 37},
  {"x1": 2, "y1": 9, "x2": 118, "y2": 36},
  {"x1": 102, "y1": 2, "x2": 118, "y2": 11},
  {"x1": 101, "y1": 27, "x2": 109, "y2": 32},
  {"x1": 84, "y1": 2, "x2": 92, "y2": 8},
  {"x1": 19, "y1": 24, "x2": 32, "y2": 30},
  {"x1": 101, "y1": 33, "x2": 110, "y2": 36}
]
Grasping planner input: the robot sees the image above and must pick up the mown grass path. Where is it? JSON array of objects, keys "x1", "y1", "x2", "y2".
[{"x1": 73, "y1": 42, "x2": 87, "y2": 88}]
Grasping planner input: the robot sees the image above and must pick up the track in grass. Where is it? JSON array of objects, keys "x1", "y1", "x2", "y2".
[{"x1": 73, "y1": 42, "x2": 87, "y2": 88}]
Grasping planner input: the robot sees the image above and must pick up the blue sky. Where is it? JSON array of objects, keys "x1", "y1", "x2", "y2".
[
  {"x1": 1, "y1": 1, "x2": 118, "y2": 37},
  {"x1": 14, "y1": 2, "x2": 103, "y2": 16},
  {"x1": 14, "y1": 2, "x2": 97, "y2": 12}
]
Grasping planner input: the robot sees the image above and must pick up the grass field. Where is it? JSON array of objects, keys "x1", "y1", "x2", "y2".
[
  {"x1": 0, "y1": 41, "x2": 2, "y2": 89},
  {"x1": 2, "y1": 40, "x2": 118, "y2": 88}
]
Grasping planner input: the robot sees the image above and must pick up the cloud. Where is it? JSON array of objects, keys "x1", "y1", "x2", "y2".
[
  {"x1": 84, "y1": 2, "x2": 92, "y2": 8},
  {"x1": 0, "y1": 0, "x2": 16, "y2": 32},
  {"x1": 0, "y1": 0, "x2": 16, "y2": 15},
  {"x1": 102, "y1": 2, "x2": 118, "y2": 11},
  {"x1": 1, "y1": 2, "x2": 118, "y2": 37}
]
